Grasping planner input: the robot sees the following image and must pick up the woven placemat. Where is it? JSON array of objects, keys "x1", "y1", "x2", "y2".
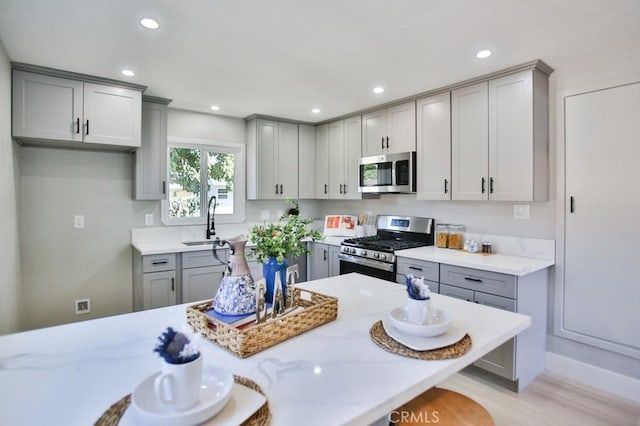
[
  {"x1": 369, "y1": 320, "x2": 472, "y2": 360},
  {"x1": 94, "y1": 375, "x2": 270, "y2": 426}
]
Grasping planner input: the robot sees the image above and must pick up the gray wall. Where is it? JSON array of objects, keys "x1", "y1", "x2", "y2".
[{"x1": 0, "y1": 40, "x2": 20, "y2": 335}]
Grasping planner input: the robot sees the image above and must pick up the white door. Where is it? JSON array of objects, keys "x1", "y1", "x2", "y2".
[
  {"x1": 277, "y1": 122, "x2": 299, "y2": 199},
  {"x1": 563, "y1": 82, "x2": 640, "y2": 357},
  {"x1": 328, "y1": 120, "x2": 345, "y2": 199},
  {"x1": 12, "y1": 71, "x2": 83, "y2": 142},
  {"x1": 256, "y1": 120, "x2": 278, "y2": 199},
  {"x1": 416, "y1": 92, "x2": 451, "y2": 200},
  {"x1": 361, "y1": 108, "x2": 387, "y2": 156},
  {"x1": 298, "y1": 124, "x2": 316, "y2": 199},
  {"x1": 315, "y1": 124, "x2": 329, "y2": 198},
  {"x1": 451, "y1": 82, "x2": 488, "y2": 200},
  {"x1": 489, "y1": 71, "x2": 534, "y2": 201},
  {"x1": 386, "y1": 101, "x2": 416, "y2": 154},
  {"x1": 343, "y1": 116, "x2": 362, "y2": 199},
  {"x1": 83, "y1": 83, "x2": 141, "y2": 147}
]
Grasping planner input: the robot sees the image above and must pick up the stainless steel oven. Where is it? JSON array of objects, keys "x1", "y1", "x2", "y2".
[{"x1": 339, "y1": 215, "x2": 434, "y2": 281}]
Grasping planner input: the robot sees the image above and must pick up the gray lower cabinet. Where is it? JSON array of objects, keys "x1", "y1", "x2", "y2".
[
  {"x1": 309, "y1": 243, "x2": 341, "y2": 280},
  {"x1": 133, "y1": 253, "x2": 177, "y2": 311},
  {"x1": 396, "y1": 257, "x2": 439, "y2": 293},
  {"x1": 439, "y1": 264, "x2": 547, "y2": 391},
  {"x1": 181, "y1": 249, "x2": 228, "y2": 304}
]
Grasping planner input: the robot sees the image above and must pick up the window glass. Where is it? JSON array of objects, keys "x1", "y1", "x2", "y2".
[
  {"x1": 207, "y1": 151, "x2": 234, "y2": 214},
  {"x1": 169, "y1": 147, "x2": 201, "y2": 218}
]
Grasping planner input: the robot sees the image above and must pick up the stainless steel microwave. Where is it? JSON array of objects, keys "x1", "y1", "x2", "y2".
[{"x1": 358, "y1": 151, "x2": 416, "y2": 193}]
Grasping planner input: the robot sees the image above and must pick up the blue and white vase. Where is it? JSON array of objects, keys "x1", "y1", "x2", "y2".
[{"x1": 213, "y1": 235, "x2": 256, "y2": 315}]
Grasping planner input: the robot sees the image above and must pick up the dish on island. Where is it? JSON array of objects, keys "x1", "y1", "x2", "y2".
[
  {"x1": 388, "y1": 307, "x2": 451, "y2": 337},
  {"x1": 382, "y1": 317, "x2": 466, "y2": 351}
]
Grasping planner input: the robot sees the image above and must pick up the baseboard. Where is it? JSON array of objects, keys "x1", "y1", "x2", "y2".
[{"x1": 546, "y1": 352, "x2": 640, "y2": 404}]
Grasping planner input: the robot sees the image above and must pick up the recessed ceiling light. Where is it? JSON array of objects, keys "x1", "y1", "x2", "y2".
[
  {"x1": 210, "y1": 105, "x2": 220, "y2": 111},
  {"x1": 373, "y1": 87, "x2": 385, "y2": 94},
  {"x1": 311, "y1": 108, "x2": 320, "y2": 114},
  {"x1": 121, "y1": 69, "x2": 135, "y2": 77},
  {"x1": 475, "y1": 49, "x2": 493, "y2": 59},
  {"x1": 140, "y1": 18, "x2": 160, "y2": 30}
]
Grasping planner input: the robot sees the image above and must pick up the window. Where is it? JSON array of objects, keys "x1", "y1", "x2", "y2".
[{"x1": 162, "y1": 138, "x2": 245, "y2": 225}]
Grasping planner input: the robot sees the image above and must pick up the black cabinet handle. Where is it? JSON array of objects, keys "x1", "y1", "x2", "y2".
[
  {"x1": 152, "y1": 260, "x2": 168, "y2": 265},
  {"x1": 75, "y1": 118, "x2": 80, "y2": 134},
  {"x1": 481, "y1": 177, "x2": 486, "y2": 193},
  {"x1": 381, "y1": 137, "x2": 385, "y2": 150},
  {"x1": 343, "y1": 183, "x2": 347, "y2": 194},
  {"x1": 324, "y1": 184, "x2": 327, "y2": 194},
  {"x1": 385, "y1": 136, "x2": 389, "y2": 149},
  {"x1": 464, "y1": 277, "x2": 483, "y2": 283},
  {"x1": 275, "y1": 184, "x2": 279, "y2": 195},
  {"x1": 323, "y1": 250, "x2": 327, "y2": 261},
  {"x1": 85, "y1": 119, "x2": 89, "y2": 135},
  {"x1": 570, "y1": 196, "x2": 575, "y2": 213},
  {"x1": 408, "y1": 266, "x2": 423, "y2": 271},
  {"x1": 444, "y1": 179, "x2": 448, "y2": 194},
  {"x1": 279, "y1": 184, "x2": 283, "y2": 194},
  {"x1": 171, "y1": 277, "x2": 175, "y2": 292},
  {"x1": 162, "y1": 181, "x2": 166, "y2": 194},
  {"x1": 489, "y1": 177, "x2": 494, "y2": 193},
  {"x1": 339, "y1": 184, "x2": 343, "y2": 194}
]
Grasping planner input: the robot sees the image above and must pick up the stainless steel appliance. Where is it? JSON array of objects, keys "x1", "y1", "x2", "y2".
[
  {"x1": 358, "y1": 151, "x2": 416, "y2": 194},
  {"x1": 339, "y1": 215, "x2": 434, "y2": 281}
]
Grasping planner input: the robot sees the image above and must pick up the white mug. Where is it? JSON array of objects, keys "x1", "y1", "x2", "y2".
[
  {"x1": 154, "y1": 354, "x2": 203, "y2": 411},
  {"x1": 405, "y1": 298, "x2": 431, "y2": 325}
]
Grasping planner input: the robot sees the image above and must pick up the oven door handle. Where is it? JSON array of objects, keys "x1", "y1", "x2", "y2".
[{"x1": 338, "y1": 253, "x2": 395, "y2": 272}]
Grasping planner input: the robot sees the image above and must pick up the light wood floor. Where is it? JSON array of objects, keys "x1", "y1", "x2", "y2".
[{"x1": 438, "y1": 369, "x2": 640, "y2": 426}]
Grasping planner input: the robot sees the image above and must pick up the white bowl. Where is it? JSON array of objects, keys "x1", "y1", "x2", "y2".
[{"x1": 388, "y1": 307, "x2": 451, "y2": 337}]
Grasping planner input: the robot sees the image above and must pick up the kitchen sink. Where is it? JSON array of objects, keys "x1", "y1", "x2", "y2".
[{"x1": 182, "y1": 240, "x2": 217, "y2": 246}]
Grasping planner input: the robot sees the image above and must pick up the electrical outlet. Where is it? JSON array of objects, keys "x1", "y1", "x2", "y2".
[
  {"x1": 145, "y1": 213, "x2": 154, "y2": 226},
  {"x1": 513, "y1": 205, "x2": 530, "y2": 219},
  {"x1": 74, "y1": 215, "x2": 85, "y2": 228},
  {"x1": 261, "y1": 210, "x2": 270, "y2": 220},
  {"x1": 75, "y1": 298, "x2": 91, "y2": 314}
]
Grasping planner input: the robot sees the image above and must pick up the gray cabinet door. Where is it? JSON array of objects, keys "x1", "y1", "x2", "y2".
[
  {"x1": 440, "y1": 264, "x2": 516, "y2": 298},
  {"x1": 12, "y1": 70, "x2": 83, "y2": 142},
  {"x1": 397, "y1": 257, "x2": 439, "y2": 282},
  {"x1": 134, "y1": 101, "x2": 167, "y2": 200},
  {"x1": 142, "y1": 270, "x2": 176, "y2": 309},
  {"x1": 473, "y1": 291, "x2": 516, "y2": 379},
  {"x1": 182, "y1": 266, "x2": 225, "y2": 303},
  {"x1": 328, "y1": 246, "x2": 341, "y2": 277},
  {"x1": 439, "y1": 283, "x2": 473, "y2": 302},
  {"x1": 309, "y1": 243, "x2": 329, "y2": 280}
]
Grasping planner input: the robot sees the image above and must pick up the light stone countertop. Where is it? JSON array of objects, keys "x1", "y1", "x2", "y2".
[
  {"x1": 396, "y1": 246, "x2": 555, "y2": 277},
  {"x1": 0, "y1": 273, "x2": 531, "y2": 425}
]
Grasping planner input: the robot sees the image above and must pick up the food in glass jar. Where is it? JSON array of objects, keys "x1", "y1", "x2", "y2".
[
  {"x1": 448, "y1": 233, "x2": 464, "y2": 249},
  {"x1": 437, "y1": 232, "x2": 449, "y2": 248}
]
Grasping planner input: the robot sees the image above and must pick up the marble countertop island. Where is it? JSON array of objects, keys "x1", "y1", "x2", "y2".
[{"x1": 0, "y1": 273, "x2": 531, "y2": 425}]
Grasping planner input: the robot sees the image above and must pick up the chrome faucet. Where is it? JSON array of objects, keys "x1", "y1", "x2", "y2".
[{"x1": 206, "y1": 195, "x2": 217, "y2": 239}]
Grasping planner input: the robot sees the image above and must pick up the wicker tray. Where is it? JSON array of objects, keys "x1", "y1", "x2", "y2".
[{"x1": 187, "y1": 288, "x2": 338, "y2": 358}]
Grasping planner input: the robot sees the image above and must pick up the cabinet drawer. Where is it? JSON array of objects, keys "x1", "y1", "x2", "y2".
[
  {"x1": 142, "y1": 254, "x2": 176, "y2": 272},
  {"x1": 182, "y1": 249, "x2": 227, "y2": 269},
  {"x1": 440, "y1": 264, "x2": 516, "y2": 298},
  {"x1": 474, "y1": 291, "x2": 516, "y2": 312},
  {"x1": 439, "y1": 283, "x2": 474, "y2": 302},
  {"x1": 397, "y1": 257, "x2": 439, "y2": 282}
]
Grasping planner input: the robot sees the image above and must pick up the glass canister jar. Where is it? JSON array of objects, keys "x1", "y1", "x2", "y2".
[
  {"x1": 447, "y1": 225, "x2": 465, "y2": 250},
  {"x1": 436, "y1": 224, "x2": 449, "y2": 248}
]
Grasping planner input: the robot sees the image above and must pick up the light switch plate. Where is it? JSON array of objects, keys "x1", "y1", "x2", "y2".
[
  {"x1": 74, "y1": 215, "x2": 85, "y2": 228},
  {"x1": 145, "y1": 214, "x2": 154, "y2": 226},
  {"x1": 513, "y1": 205, "x2": 530, "y2": 219}
]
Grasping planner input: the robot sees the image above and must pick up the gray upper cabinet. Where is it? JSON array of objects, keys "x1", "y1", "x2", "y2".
[
  {"x1": 298, "y1": 124, "x2": 316, "y2": 199},
  {"x1": 134, "y1": 97, "x2": 171, "y2": 200},
  {"x1": 327, "y1": 116, "x2": 362, "y2": 200},
  {"x1": 314, "y1": 124, "x2": 329, "y2": 199},
  {"x1": 12, "y1": 68, "x2": 143, "y2": 149},
  {"x1": 451, "y1": 69, "x2": 549, "y2": 201},
  {"x1": 246, "y1": 119, "x2": 299, "y2": 200},
  {"x1": 416, "y1": 92, "x2": 452, "y2": 200},
  {"x1": 362, "y1": 101, "x2": 416, "y2": 156}
]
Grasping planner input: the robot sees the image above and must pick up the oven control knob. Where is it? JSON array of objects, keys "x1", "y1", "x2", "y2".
[
  {"x1": 380, "y1": 254, "x2": 387, "y2": 260},
  {"x1": 361, "y1": 250, "x2": 368, "y2": 256},
  {"x1": 373, "y1": 253, "x2": 380, "y2": 259},
  {"x1": 350, "y1": 248, "x2": 357, "y2": 254},
  {"x1": 341, "y1": 246, "x2": 347, "y2": 253}
]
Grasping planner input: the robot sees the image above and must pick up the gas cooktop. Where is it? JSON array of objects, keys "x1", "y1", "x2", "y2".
[{"x1": 341, "y1": 236, "x2": 429, "y2": 253}]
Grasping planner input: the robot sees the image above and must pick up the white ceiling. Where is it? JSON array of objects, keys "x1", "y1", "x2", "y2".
[{"x1": 0, "y1": 0, "x2": 638, "y2": 123}]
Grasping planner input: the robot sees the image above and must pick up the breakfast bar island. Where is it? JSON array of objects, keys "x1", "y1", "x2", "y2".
[{"x1": 0, "y1": 273, "x2": 531, "y2": 425}]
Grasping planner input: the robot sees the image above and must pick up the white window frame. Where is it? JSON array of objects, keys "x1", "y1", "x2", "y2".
[{"x1": 161, "y1": 137, "x2": 246, "y2": 225}]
